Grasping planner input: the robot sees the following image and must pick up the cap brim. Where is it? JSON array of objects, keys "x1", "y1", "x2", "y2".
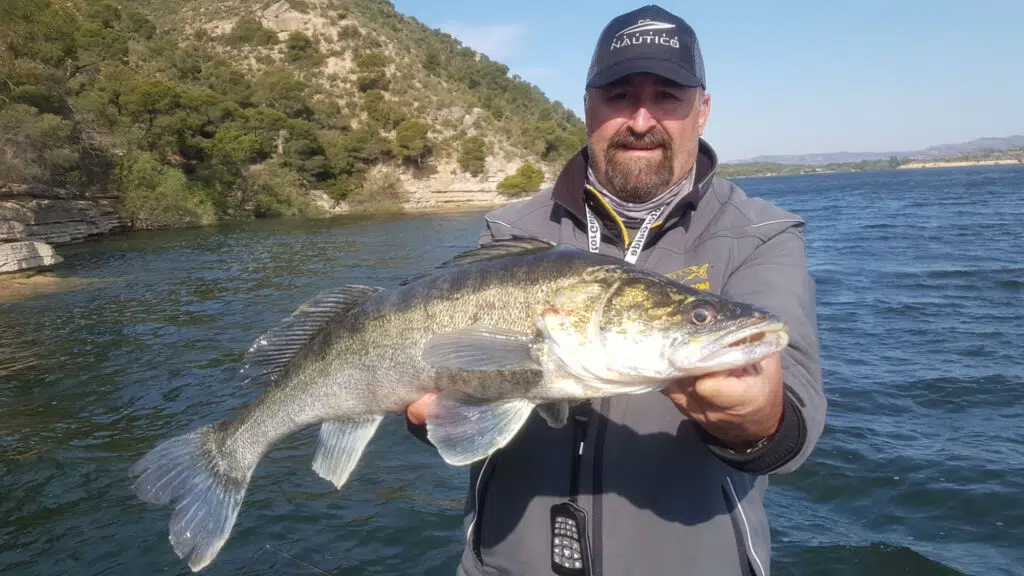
[{"x1": 587, "y1": 58, "x2": 703, "y2": 89}]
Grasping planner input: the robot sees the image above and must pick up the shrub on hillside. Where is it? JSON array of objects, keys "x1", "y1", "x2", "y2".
[
  {"x1": 346, "y1": 167, "x2": 407, "y2": 211},
  {"x1": 115, "y1": 152, "x2": 215, "y2": 229},
  {"x1": 240, "y1": 160, "x2": 325, "y2": 218},
  {"x1": 393, "y1": 119, "x2": 433, "y2": 167},
  {"x1": 497, "y1": 163, "x2": 544, "y2": 197},
  {"x1": 362, "y1": 90, "x2": 406, "y2": 130},
  {"x1": 458, "y1": 135, "x2": 488, "y2": 177},
  {"x1": 0, "y1": 104, "x2": 82, "y2": 186},
  {"x1": 354, "y1": 50, "x2": 390, "y2": 92},
  {"x1": 223, "y1": 16, "x2": 277, "y2": 47},
  {"x1": 284, "y1": 31, "x2": 323, "y2": 67}
]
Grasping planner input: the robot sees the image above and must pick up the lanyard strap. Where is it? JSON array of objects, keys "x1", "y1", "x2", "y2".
[{"x1": 584, "y1": 203, "x2": 665, "y2": 264}]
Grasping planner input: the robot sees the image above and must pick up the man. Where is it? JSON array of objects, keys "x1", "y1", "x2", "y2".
[{"x1": 407, "y1": 5, "x2": 826, "y2": 575}]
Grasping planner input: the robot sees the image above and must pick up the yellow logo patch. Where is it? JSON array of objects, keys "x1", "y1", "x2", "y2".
[{"x1": 667, "y1": 263, "x2": 711, "y2": 291}]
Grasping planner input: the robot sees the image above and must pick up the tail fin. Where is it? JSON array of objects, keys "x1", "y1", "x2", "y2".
[{"x1": 129, "y1": 425, "x2": 248, "y2": 572}]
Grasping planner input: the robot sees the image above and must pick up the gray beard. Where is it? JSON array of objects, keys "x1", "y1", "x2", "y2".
[{"x1": 599, "y1": 147, "x2": 675, "y2": 203}]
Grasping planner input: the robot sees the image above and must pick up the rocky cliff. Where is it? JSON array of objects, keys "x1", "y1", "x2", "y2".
[{"x1": 0, "y1": 185, "x2": 125, "y2": 276}]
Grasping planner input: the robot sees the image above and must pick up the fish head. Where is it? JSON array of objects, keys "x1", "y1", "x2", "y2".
[
  {"x1": 539, "y1": 268, "x2": 789, "y2": 385},
  {"x1": 661, "y1": 291, "x2": 790, "y2": 376}
]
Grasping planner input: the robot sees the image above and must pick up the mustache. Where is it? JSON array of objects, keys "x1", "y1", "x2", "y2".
[{"x1": 607, "y1": 128, "x2": 672, "y2": 151}]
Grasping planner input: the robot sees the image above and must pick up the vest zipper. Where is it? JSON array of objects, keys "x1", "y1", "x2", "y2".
[
  {"x1": 590, "y1": 397, "x2": 611, "y2": 576},
  {"x1": 467, "y1": 454, "x2": 493, "y2": 562},
  {"x1": 725, "y1": 476, "x2": 766, "y2": 576}
]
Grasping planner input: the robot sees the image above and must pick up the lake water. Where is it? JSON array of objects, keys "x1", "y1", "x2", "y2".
[{"x1": 1, "y1": 165, "x2": 1022, "y2": 575}]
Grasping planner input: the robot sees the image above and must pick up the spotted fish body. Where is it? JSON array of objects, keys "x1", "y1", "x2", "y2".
[{"x1": 128, "y1": 237, "x2": 789, "y2": 572}]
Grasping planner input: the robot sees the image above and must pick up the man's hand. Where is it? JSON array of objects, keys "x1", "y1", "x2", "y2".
[
  {"x1": 664, "y1": 352, "x2": 785, "y2": 452},
  {"x1": 406, "y1": 391, "x2": 438, "y2": 426}
]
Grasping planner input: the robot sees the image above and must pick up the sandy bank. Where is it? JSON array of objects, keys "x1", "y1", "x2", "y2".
[
  {"x1": 898, "y1": 159, "x2": 1021, "y2": 169},
  {"x1": 0, "y1": 273, "x2": 105, "y2": 304}
]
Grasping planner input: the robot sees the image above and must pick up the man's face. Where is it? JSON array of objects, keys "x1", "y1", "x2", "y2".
[{"x1": 585, "y1": 73, "x2": 711, "y2": 202}]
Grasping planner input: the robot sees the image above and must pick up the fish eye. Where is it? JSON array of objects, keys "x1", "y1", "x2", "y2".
[{"x1": 689, "y1": 305, "x2": 716, "y2": 326}]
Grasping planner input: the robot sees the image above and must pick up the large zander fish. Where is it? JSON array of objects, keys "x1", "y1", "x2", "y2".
[{"x1": 129, "y1": 236, "x2": 789, "y2": 572}]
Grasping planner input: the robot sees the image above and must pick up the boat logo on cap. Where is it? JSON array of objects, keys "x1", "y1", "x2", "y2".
[{"x1": 611, "y1": 19, "x2": 680, "y2": 51}]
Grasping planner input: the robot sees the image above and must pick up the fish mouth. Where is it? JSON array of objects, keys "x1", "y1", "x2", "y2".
[{"x1": 669, "y1": 321, "x2": 789, "y2": 375}]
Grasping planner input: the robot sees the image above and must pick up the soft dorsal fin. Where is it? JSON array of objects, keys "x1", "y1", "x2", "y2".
[
  {"x1": 239, "y1": 284, "x2": 384, "y2": 386},
  {"x1": 399, "y1": 236, "x2": 557, "y2": 286}
]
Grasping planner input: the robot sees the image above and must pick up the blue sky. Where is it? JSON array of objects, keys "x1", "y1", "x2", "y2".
[{"x1": 390, "y1": 1, "x2": 1023, "y2": 162}]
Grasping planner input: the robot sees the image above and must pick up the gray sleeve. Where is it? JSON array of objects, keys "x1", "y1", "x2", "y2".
[{"x1": 707, "y1": 226, "x2": 827, "y2": 475}]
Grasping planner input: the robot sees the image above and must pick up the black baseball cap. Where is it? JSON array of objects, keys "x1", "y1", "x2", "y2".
[{"x1": 585, "y1": 4, "x2": 706, "y2": 90}]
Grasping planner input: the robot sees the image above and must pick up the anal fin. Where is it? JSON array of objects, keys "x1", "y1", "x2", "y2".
[
  {"x1": 426, "y1": 396, "x2": 535, "y2": 466},
  {"x1": 311, "y1": 415, "x2": 384, "y2": 489}
]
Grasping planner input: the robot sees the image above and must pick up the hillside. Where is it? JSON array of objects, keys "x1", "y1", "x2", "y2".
[
  {"x1": 0, "y1": 0, "x2": 586, "y2": 228},
  {"x1": 734, "y1": 135, "x2": 1024, "y2": 166}
]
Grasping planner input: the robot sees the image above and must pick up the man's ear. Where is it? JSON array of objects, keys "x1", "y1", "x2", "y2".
[{"x1": 697, "y1": 90, "x2": 711, "y2": 136}]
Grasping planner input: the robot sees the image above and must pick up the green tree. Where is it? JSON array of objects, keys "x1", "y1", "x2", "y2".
[
  {"x1": 115, "y1": 152, "x2": 215, "y2": 228},
  {"x1": 224, "y1": 15, "x2": 278, "y2": 46},
  {"x1": 362, "y1": 89, "x2": 405, "y2": 130},
  {"x1": 0, "y1": 103, "x2": 79, "y2": 185},
  {"x1": 497, "y1": 163, "x2": 544, "y2": 196},
  {"x1": 393, "y1": 119, "x2": 432, "y2": 167},
  {"x1": 353, "y1": 50, "x2": 390, "y2": 92},
  {"x1": 239, "y1": 159, "x2": 324, "y2": 218},
  {"x1": 422, "y1": 49, "x2": 441, "y2": 75},
  {"x1": 284, "y1": 31, "x2": 320, "y2": 65},
  {"x1": 354, "y1": 51, "x2": 389, "y2": 71},
  {"x1": 457, "y1": 135, "x2": 487, "y2": 176},
  {"x1": 253, "y1": 68, "x2": 314, "y2": 119}
]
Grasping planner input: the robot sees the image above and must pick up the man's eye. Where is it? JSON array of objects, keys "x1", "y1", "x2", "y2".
[{"x1": 659, "y1": 91, "x2": 680, "y2": 100}]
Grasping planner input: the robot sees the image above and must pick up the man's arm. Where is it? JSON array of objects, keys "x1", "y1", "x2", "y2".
[{"x1": 694, "y1": 227, "x2": 826, "y2": 475}]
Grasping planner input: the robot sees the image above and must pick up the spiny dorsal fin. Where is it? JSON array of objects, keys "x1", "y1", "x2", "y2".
[
  {"x1": 240, "y1": 285, "x2": 384, "y2": 386},
  {"x1": 400, "y1": 236, "x2": 557, "y2": 286}
]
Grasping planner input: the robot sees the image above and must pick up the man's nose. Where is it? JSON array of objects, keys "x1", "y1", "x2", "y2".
[{"x1": 625, "y1": 104, "x2": 657, "y2": 134}]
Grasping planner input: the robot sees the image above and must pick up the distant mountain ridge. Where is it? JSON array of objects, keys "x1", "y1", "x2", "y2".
[{"x1": 731, "y1": 135, "x2": 1024, "y2": 166}]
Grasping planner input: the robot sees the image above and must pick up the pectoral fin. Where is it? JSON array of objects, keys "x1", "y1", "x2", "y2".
[
  {"x1": 421, "y1": 327, "x2": 541, "y2": 372},
  {"x1": 426, "y1": 396, "x2": 535, "y2": 466}
]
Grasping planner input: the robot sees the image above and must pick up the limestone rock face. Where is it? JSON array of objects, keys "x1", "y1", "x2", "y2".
[
  {"x1": 0, "y1": 241, "x2": 63, "y2": 274},
  {"x1": 0, "y1": 198, "x2": 123, "y2": 244},
  {"x1": 0, "y1": 184, "x2": 126, "y2": 275}
]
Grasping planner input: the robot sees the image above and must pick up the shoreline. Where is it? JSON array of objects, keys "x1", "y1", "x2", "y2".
[
  {"x1": 896, "y1": 158, "x2": 1020, "y2": 169},
  {"x1": 0, "y1": 273, "x2": 109, "y2": 305},
  {"x1": 385, "y1": 199, "x2": 509, "y2": 215},
  {"x1": 723, "y1": 158, "x2": 1022, "y2": 179},
  {"x1": 0, "y1": 196, "x2": 516, "y2": 304}
]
